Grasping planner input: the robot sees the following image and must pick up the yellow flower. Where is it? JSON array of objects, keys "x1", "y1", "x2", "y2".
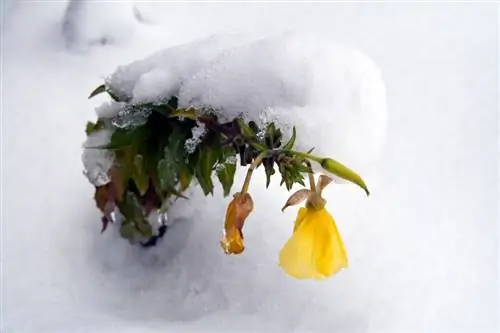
[
  {"x1": 279, "y1": 175, "x2": 348, "y2": 279},
  {"x1": 220, "y1": 192, "x2": 254, "y2": 254}
]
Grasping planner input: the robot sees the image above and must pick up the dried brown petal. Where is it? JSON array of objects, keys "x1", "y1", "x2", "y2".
[
  {"x1": 281, "y1": 189, "x2": 311, "y2": 212},
  {"x1": 316, "y1": 175, "x2": 333, "y2": 195}
]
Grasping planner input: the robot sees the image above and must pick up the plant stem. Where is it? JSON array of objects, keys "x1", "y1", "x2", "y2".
[
  {"x1": 287, "y1": 150, "x2": 322, "y2": 164},
  {"x1": 241, "y1": 152, "x2": 267, "y2": 194},
  {"x1": 305, "y1": 160, "x2": 316, "y2": 193}
]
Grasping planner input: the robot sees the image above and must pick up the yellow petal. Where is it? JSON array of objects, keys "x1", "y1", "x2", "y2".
[{"x1": 279, "y1": 208, "x2": 348, "y2": 279}]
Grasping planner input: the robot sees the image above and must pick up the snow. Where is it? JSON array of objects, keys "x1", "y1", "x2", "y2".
[
  {"x1": 2, "y1": 2, "x2": 498, "y2": 333},
  {"x1": 103, "y1": 31, "x2": 386, "y2": 174},
  {"x1": 95, "y1": 101, "x2": 126, "y2": 119},
  {"x1": 82, "y1": 129, "x2": 114, "y2": 186}
]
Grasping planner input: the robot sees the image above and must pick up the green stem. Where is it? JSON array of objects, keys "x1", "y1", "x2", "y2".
[
  {"x1": 287, "y1": 150, "x2": 322, "y2": 164},
  {"x1": 304, "y1": 160, "x2": 316, "y2": 193},
  {"x1": 241, "y1": 152, "x2": 267, "y2": 194}
]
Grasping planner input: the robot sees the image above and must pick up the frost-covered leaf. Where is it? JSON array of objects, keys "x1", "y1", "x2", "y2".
[
  {"x1": 111, "y1": 105, "x2": 152, "y2": 129},
  {"x1": 104, "y1": 126, "x2": 149, "y2": 150},
  {"x1": 158, "y1": 151, "x2": 177, "y2": 192}
]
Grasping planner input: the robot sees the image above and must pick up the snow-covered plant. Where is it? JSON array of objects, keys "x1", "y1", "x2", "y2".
[{"x1": 83, "y1": 51, "x2": 371, "y2": 278}]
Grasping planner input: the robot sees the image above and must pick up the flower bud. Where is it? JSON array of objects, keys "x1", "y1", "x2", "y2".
[{"x1": 320, "y1": 158, "x2": 370, "y2": 196}]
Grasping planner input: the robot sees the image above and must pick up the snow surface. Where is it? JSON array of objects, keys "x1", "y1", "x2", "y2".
[{"x1": 2, "y1": 2, "x2": 498, "y2": 333}]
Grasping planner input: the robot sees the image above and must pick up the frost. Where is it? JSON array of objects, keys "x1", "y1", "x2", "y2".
[
  {"x1": 225, "y1": 155, "x2": 238, "y2": 165},
  {"x1": 184, "y1": 121, "x2": 207, "y2": 154},
  {"x1": 111, "y1": 105, "x2": 151, "y2": 129}
]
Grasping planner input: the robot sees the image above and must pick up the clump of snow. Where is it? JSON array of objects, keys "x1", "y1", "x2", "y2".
[
  {"x1": 132, "y1": 68, "x2": 176, "y2": 103},
  {"x1": 81, "y1": 129, "x2": 115, "y2": 186},
  {"x1": 105, "y1": 33, "x2": 253, "y2": 102},
  {"x1": 105, "y1": 32, "x2": 387, "y2": 176},
  {"x1": 95, "y1": 101, "x2": 126, "y2": 119}
]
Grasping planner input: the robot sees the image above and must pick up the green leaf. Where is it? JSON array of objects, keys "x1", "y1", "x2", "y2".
[
  {"x1": 194, "y1": 145, "x2": 221, "y2": 195},
  {"x1": 88, "y1": 84, "x2": 106, "y2": 99},
  {"x1": 117, "y1": 191, "x2": 150, "y2": 240},
  {"x1": 263, "y1": 157, "x2": 275, "y2": 188},
  {"x1": 136, "y1": 220, "x2": 153, "y2": 238},
  {"x1": 168, "y1": 108, "x2": 197, "y2": 120},
  {"x1": 236, "y1": 118, "x2": 255, "y2": 139},
  {"x1": 282, "y1": 126, "x2": 296, "y2": 150},
  {"x1": 131, "y1": 154, "x2": 149, "y2": 196},
  {"x1": 217, "y1": 163, "x2": 236, "y2": 196},
  {"x1": 118, "y1": 192, "x2": 144, "y2": 221},
  {"x1": 85, "y1": 120, "x2": 105, "y2": 136},
  {"x1": 99, "y1": 126, "x2": 149, "y2": 150},
  {"x1": 264, "y1": 123, "x2": 282, "y2": 148},
  {"x1": 120, "y1": 223, "x2": 135, "y2": 239},
  {"x1": 107, "y1": 90, "x2": 122, "y2": 102},
  {"x1": 179, "y1": 167, "x2": 193, "y2": 191}
]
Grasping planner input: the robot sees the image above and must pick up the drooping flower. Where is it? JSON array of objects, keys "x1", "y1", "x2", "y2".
[
  {"x1": 279, "y1": 175, "x2": 348, "y2": 279},
  {"x1": 220, "y1": 192, "x2": 254, "y2": 254}
]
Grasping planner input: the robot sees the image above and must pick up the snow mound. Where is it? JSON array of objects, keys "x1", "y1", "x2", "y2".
[{"x1": 105, "y1": 32, "x2": 387, "y2": 176}]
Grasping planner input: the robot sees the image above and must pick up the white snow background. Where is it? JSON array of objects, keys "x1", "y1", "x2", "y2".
[{"x1": 2, "y1": 2, "x2": 498, "y2": 333}]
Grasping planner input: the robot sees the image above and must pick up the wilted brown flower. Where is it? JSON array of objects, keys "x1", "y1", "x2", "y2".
[{"x1": 220, "y1": 192, "x2": 254, "y2": 254}]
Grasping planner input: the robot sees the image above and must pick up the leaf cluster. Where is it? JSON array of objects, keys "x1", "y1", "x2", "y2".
[{"x1": 85, "y1": 82, "x2": 369, "y2": 245}]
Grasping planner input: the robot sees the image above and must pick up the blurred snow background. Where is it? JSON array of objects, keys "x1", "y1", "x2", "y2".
[{"x1": 2, "y1": 1, "x2": 498, "y2": 333}]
